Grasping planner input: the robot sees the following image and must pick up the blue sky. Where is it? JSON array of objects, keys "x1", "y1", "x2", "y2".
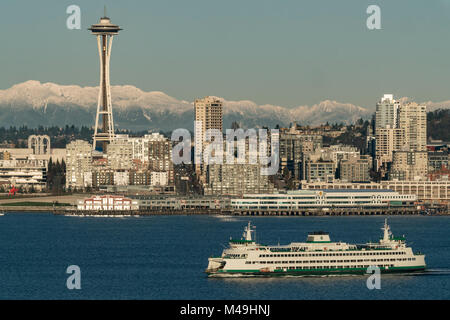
[{"x1": 1, "y1": 0, "x2": 450, "y2": 109}]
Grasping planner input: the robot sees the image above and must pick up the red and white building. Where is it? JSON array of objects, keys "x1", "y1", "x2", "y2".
[{"x1": 77, "y1": 195, "x2": 138, "y2": 211}]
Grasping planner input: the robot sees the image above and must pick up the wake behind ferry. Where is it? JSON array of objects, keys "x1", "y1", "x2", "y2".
[{"x1": 206, "y1": 220, "x2": 426, "y2": 277}]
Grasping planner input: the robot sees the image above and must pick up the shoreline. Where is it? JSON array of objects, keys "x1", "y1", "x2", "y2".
[{"x1": 1, "y1": 207, "x2": 448, "y2": 215}]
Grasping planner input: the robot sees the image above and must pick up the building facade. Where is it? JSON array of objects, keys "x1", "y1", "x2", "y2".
[
  {"x1": 194, "y1": 96, "x2": 223, "y2": 177},
  {"x1": 279, "y1": 132, "x2": 322, "y2": 179},
  {"x1": 230, "y1": 189, "x2": 416, "y2": 210},
  {"x1": 0, "y1": 159, "x2": 47, "y2": 190},
  {"x1": 390, "y1": 151, "x2": 428, "y2": 181},
  {"x1": 301, "y1": 180, "x2": 450, "y2": 203},
  {"x1": 77, "y1": 195, "x2": 138, "y2": 211},
  {"x1": 339, "y1": 155, "x2": 371, "y2": 182},
  {"x1": 66, "y1": 140, "x2": 92, "y2": 189}
]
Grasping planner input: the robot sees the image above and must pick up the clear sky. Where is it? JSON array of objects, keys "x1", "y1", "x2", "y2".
[{"x1": 1, "y1": 0, "x2": 450, "y2": 109}]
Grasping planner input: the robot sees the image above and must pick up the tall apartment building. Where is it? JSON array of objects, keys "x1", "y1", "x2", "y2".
[
  {"x1": 375, "y1": 94, "x2": 403, "y2": 169},
  {"x1": 375, "y1": 127, "x2": 406, "y2": 166},
  {"x1": 398, "y1": 102, "x2": 427, "y2": 152},
  {"x1": 66, "y1": 140, "x2": 93, "y2": 189},
  {"x1": 194, "y1": 96, "x2": 223, "y2": 177},
  {"x1": 374, "y1": 94, "x2": 426, "y2": 170},
  {"x1": 375, "y1": 94, "x2": 400, "y2": 129},
  {"x1": 148, "y1": 134, "x2": 174, "y2": 186}
]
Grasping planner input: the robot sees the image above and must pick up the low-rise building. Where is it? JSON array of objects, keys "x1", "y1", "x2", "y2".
[
  {"x1": 428, "y1": 151, "x2": 449, "y2": 172},
  {"x1": 301, "y1": 180, "x2": 450, "y2": 203},
  {"x1": 230, "y1": 189, "x2": 416, "y2": 210},
  {"x1": 0, "y1": 159, "x2": 47, "y2": 190},
  {"x1": 303, "y1": 160, "x2": 335, "y2": 182},
  {"x1": 77, "y1": 195, "x2": 139, "y2": 211}
]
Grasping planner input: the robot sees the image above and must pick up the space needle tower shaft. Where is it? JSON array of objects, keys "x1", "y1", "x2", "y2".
[{"x1": 89, "y1": 9, "x2": 122, "y2": 152}]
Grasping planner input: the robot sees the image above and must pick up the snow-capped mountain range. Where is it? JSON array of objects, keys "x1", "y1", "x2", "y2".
[{"x1": 0, "y1": 80, "x2": 443, "y2": 131}]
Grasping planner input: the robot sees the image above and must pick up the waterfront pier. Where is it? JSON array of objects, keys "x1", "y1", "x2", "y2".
[{"x1": 53, "y1": 206, "x2": 448, "y2": 216}]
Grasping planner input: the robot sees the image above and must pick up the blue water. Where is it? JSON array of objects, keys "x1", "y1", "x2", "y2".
[{"x1": 0, "y1": 213, "x2": 449, "y2": 299}]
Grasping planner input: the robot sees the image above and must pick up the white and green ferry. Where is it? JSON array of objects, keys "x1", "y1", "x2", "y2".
[{"x1": 206, "y1": 220, "x2": 426, "y2": 277}]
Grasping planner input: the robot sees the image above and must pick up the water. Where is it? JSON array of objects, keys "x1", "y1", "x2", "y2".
[{"x1": 0, "y1": 213, "x2": 449, "y2": 299}]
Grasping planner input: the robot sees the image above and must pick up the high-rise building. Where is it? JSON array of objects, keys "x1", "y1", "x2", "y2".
[
  {"x1": 375, "y1": 127, "x2": 405, "y2": 167},
  {"x1": 89, "y1": 12, "x2": 122, "y2": 152},
  {"x1": 375, "y1": 94, "x2": 400, "y2": 129},
  {"x1": 148, "y1": 134, "x2": 174, "y2": 186},
  {"x1": 398, "y1": 102, "x2": 427, "y2": 152},
  {"x1": 66, "y1": 140, "x2": 93, "y2": 189},
  {"x1": 194, "y1": 96, "x2": 223, "y2": 177},
  {"x1": 374, "y1": 94, "x2": 426, "y2": 171}
]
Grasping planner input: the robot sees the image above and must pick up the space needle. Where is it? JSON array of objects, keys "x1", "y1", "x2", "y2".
[{"x1": 89, "y1": 8, "x2": 122, "y2": 152}]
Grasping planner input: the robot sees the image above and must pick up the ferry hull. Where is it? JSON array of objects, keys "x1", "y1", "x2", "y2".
[{"x1": 207, "y1": 266, "x2": 426, "y2": 277}]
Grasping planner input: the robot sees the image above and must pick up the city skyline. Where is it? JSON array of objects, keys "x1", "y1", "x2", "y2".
[
  {"x1": 0, "y1": 0, "x2": 449, "y2": 305},
  {"x1": 3, "y1": 1, "x2": 450, "y2": 110}
]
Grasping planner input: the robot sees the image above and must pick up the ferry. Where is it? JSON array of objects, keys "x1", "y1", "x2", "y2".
[{"x1": 206, "y1": 220, "x2": 426, "y2": 277}]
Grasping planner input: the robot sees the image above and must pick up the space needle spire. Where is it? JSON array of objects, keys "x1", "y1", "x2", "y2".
[{"x1": 89, "y1": 9, "x2": 122, "y2": 152}]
